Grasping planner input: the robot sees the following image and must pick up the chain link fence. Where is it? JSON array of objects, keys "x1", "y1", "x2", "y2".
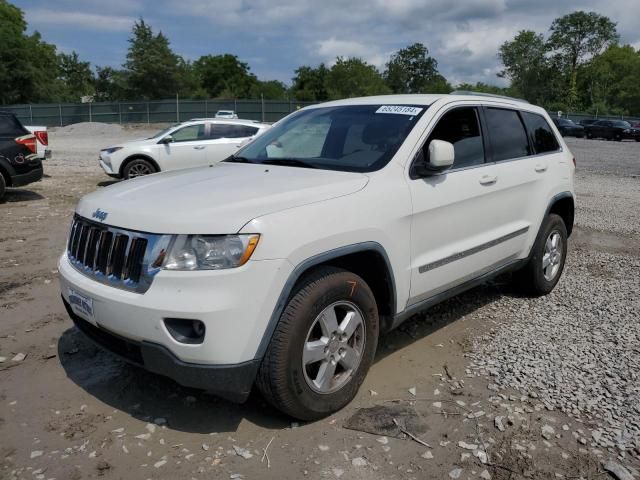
[
  {"x1": 1, "y1": 98, "x2": 318, "y2": 127},
  {"x1": 2, "y1": 98, "x2": 639, "y2": 127}
]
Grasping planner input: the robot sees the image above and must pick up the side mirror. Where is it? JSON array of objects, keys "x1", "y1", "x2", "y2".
[
  {"x1": 161, "y1": 135, "x2": 174, "y2": 144},
  {"x1": 411, "y1": 140, "x2": 455, "y2": 178}
]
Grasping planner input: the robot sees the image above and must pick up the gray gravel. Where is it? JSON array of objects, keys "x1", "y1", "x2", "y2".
[{"x1": 468, "y1": 139, "x2": 640, "y2": 453}]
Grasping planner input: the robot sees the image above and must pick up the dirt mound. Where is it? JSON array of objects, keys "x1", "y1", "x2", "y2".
[{"x1": 52, "y1": 122, "x2": 125, "y2": 136}]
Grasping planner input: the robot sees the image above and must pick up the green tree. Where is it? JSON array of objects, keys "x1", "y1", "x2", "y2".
[
  {"x1": 579, "y1": 44, "x2": 640, "y2": 115},
  {"x1": 292, "y1": 64, "x2": 329, "y2": 101},
  {"x1": 57, "y1": 51, "x2": 95, "y2": 101},
  {"x1": 547, "y1": 11, "x2": 618, "y2": 107},
  {"x1": 384, "y1": 43, "x2": 450, "y2": 93},
  {"x1": 325, "y1": 57, "x2": 390, "y2": 99},
  {"x1": 249, "y1": 80, "x2": 288, "y2": 100},
  {"x1": 124, "y1": 19, "x2": 184, "y2": 99},
  {"x1": 0, "y1": 0, "x2": 59, "y2": 103},
  {"x1": 93, "y1": 66, "x2": 129, "y2": 101},
  {"x1": 193, "y1": 54, "x2": 257, "y2": 98},
  {"x1": 498, "y1": 30, "x2": 560, "y2": 104}
]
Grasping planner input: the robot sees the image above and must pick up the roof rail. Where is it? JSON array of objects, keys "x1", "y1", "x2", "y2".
[{"x1": 451, "y1": 90, "x2": 529, "y2": 104}]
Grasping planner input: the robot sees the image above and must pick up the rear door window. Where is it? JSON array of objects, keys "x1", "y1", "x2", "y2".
[
  {"x1": 0, "y1": 114, "x2": 26, "y2": 138},
  {"x1": 521, "y1": 112, "x2": 560, "y2": 154},
  {"x1": 485, "y1": 108, "x2": 531, "y2": 161},
  {"x1": 426, "y1": 107, "x2": 485, "y2": 169}
]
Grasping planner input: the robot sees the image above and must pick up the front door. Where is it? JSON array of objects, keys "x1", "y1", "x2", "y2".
[
  {"x1": 157, "y1": 123, "x2": 208, "y2": 171},
  {"x1": 408, "y1": 105, "x2": 508, "y2": 305}
]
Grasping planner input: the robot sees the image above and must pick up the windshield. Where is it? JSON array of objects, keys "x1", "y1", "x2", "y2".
[
  {"x1": 228, "y1": 104, "x2": 427, "y2": 172},
  {"x1": 148, "y1": 123, "x2": 179, "y2": 139},
  {"x1": 612, "y1": 120, "x2": 631, "y2": 128}
]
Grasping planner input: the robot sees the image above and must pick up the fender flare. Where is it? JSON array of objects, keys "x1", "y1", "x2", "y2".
[
  {"x1": 253, "y1": 242, "x2": 397, "y2": 360},
  {"x1": 120, "y1": 154, "x2": 161, "y2": 176}
]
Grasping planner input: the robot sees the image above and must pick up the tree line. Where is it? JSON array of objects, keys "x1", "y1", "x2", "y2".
[{"x1": 1, "y1": 0, "x2": 639, "y2": 115}]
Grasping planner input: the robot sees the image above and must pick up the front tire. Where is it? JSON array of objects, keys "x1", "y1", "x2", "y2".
[
  {"x1": 256, "y1": 267, "x2": 379, "y2": 420},
  {"x1": 515, "y1": 214, "x2": 568, "y2": 296},
  {"x1": 123, "y1": 158, "x2": 157, "y2": 179}
]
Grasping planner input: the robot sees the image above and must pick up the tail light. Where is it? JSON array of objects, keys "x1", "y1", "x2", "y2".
[
  {"x1": 34, "y1": 130, "x2": 48, "y2": 146},
  {"x1": 15, "y1": 134, "x2": 37, "y2": 154}
]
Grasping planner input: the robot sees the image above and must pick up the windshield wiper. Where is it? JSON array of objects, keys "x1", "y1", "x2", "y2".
[
  {"x1": 261, "y1": 158, "x2": 318, "y2": 169},
  {"x1": 225, "y1": 155, "x2": 254, "y2": 163}
]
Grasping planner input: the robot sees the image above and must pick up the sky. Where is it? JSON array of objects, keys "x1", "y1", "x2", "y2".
[{"x1": 14, "y1": 0, "x2": 640, "y2": 87}]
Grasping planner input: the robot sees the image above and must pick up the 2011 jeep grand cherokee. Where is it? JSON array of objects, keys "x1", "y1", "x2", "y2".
[{"x1": 59, "y1": 94, "x2": 575, "y2": 420}]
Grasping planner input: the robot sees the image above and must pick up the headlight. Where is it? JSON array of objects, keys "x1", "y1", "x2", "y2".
[
  {"x1": 163, "y1": 234, "x2": 260, "y2": 270},
  {"x1": 101, "y1": 147, "x2": 123, "y2": 154}
]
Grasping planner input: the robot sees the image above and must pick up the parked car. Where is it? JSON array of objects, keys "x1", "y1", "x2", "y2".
[
  {"x1": 0, "y1": 112, "x2": 44, "y2": 201},
  {"x1": 215, "y1": 110, "x2": 239, "y2": 119},
  {"x1": 60, "y1": 93, "x2": 575, "y2": 419},
  {"x1": 99, "y1": 119, "x2": 270, "y2": 179},
  {"x1": 631, "y1": 121, "x2": 640, "y2": 129},
  {"x1": 577, "y1": 118, "x2": 598, "y2": 127},
  {"x1": 25, "y1": 125, "x2": 51, "y2": 160},
  {"x1": 552, "y1": 117, "x2": 584, "y2": 138},
  {"x1": 584, "y1": 119, "x2": 640, "y2": 141}
]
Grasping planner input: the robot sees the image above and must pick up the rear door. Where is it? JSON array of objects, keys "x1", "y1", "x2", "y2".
[
  {"x1": 156, "y1": 123, "x2": 208, "y2": 171},
  {"x1": 483, "y1": 107, "x2": 560, "y2": 261},
  {"x1": 205, "y1": 124, "x2": 260, "y2": 163}
]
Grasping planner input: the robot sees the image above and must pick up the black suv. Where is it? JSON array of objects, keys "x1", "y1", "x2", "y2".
[
  {"x1": 552, "y1": 117, "x2": 584, "y2": 138},
  {"x1": 585, "y1": 119, "x2": 640, "y2": 141},
  {"x1": 0, "y1": 112, "x2": 43, "y2": 201}
]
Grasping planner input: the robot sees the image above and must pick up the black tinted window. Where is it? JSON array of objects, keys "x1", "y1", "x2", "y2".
[
  {"x1": 0, "y1": 114, "x2": 26, "y2": 137},
  {"x1": 209, "y1": 124, "x2": 259, "y2": 139},
  {"x1": 485, "y1": 108, "x2": 531, "y2": 161},
  {"x1": 427, "y1": 107, "x2": 484, "y2": 168},
  {"x1": 521, "y1": 112, "x2": 560, "y2": 154}
]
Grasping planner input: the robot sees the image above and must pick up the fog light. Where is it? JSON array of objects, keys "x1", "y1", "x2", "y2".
[{"x1": 164, "y1": 318, "x2": 206, "y2": 344}]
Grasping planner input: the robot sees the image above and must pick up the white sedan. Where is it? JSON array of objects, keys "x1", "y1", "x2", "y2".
[{"x1": 99, "y1": 119, "x2": 270, "y2": 179}]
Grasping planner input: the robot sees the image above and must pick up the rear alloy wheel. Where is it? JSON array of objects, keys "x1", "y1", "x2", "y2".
[
  {"x1": 124, "y1": 159, "x2": 156, "y2": 179},
  {"x1": 256, "y1": 267, "x2": 379, "y2": 420},
  {"x1": 514, "y1": 214, "x2": 568, "y2": 296},
  {"x1": 614, "y1": 134, "x2": 622, "y2": 142}
]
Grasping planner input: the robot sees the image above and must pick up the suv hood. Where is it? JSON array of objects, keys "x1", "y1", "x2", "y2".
[{"x1": 76, "y1": 163, "x2": 369, "y2": 234}]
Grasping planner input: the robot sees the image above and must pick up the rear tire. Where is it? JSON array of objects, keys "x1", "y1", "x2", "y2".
[
  {"x1": 514, "y1": 214, "x2": 568, "y2": 297},
  {"x1": 586, "y1": 131, "x2": 593, "y2": 139},
  {"x1": 256, "y1": 267, "x2": 379, "y2": 420},
  {"x1": 0, "y1": 173, "x2": 6, "y2": 202},
  {"x1": 123, "y1": 158, "x2": 157, "y2": 179}
]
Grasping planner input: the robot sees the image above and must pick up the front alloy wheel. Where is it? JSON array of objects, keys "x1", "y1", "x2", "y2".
[{"x1": 302, "y1": 301, "x2": 366, "y2": 394}]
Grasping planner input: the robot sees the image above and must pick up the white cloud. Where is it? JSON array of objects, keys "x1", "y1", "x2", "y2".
[{"x1": 26, "y1": 9, "x2": 135, "y2": 32}]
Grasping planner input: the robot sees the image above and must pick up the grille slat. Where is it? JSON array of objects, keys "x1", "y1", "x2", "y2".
[{"x1": 67, "y1": 216, "x2": 154, "y2": 292}]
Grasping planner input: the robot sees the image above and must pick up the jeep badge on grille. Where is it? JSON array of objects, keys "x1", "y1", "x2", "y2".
[{"x1": 92, "y1": 208, "x2": 109, "y2": 222}]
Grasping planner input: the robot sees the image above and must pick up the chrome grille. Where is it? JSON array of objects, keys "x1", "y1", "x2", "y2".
[{"x1": 66, "y1": 215, "x2": 170, "y2": 293}]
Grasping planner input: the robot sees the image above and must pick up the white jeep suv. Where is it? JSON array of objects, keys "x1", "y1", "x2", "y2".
[
  {"x1": 99, "y1": 118, "x2": 270, "y2": 179},
  {"x1": 59, "y1": 94, "x2": 575, "y2": 420}
]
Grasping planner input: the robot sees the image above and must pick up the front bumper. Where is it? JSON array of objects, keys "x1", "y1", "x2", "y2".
[
  {"x1": 99, "y1": 153, "x2": 118, "y2": 176},
  {"x1": 11, "y1": 166, "x2": 43, "y2": 187},
  {"x1": 58, "y1": 252, "x2": 292, "y2": 364},
  {"x1": 63, "y1": 297, "x2": 259, "y2": 402}
]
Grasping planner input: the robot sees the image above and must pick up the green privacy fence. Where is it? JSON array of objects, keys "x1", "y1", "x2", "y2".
[{"x1": 1, "y1": 99, "x2": 318, "y2": 127}]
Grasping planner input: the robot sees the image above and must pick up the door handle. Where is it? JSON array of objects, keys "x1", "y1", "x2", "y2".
[
  {"x1": 479, "y1": 175, "x2": 497, "y2": 185},
  {"x1": 535, "y1": 164, "x2": 548, "y2": 173},
  {"x1": 193, "y1": 145, "x2": 205, "y2": 150}
]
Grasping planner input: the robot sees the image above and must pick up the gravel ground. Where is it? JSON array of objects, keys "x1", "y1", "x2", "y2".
[{"x1": 468, "y1": 136, "x2": 640, "y2": 456}]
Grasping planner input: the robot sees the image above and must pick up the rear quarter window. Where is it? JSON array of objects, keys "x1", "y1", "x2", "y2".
[
  {"x1": 521, "y1": 112, "x2": 560, "y2": 154},
  {"x1": 0, "y1": 114, "x2": 27, "y2": 138}
]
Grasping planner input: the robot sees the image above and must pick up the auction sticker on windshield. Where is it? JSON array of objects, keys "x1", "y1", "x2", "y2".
[
  {"x1": 68, "y1": 288, "x2": 95, "y2": 321},
  {"x1": 376, "y1": 105, "x2": 423, "y2": 116}
]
